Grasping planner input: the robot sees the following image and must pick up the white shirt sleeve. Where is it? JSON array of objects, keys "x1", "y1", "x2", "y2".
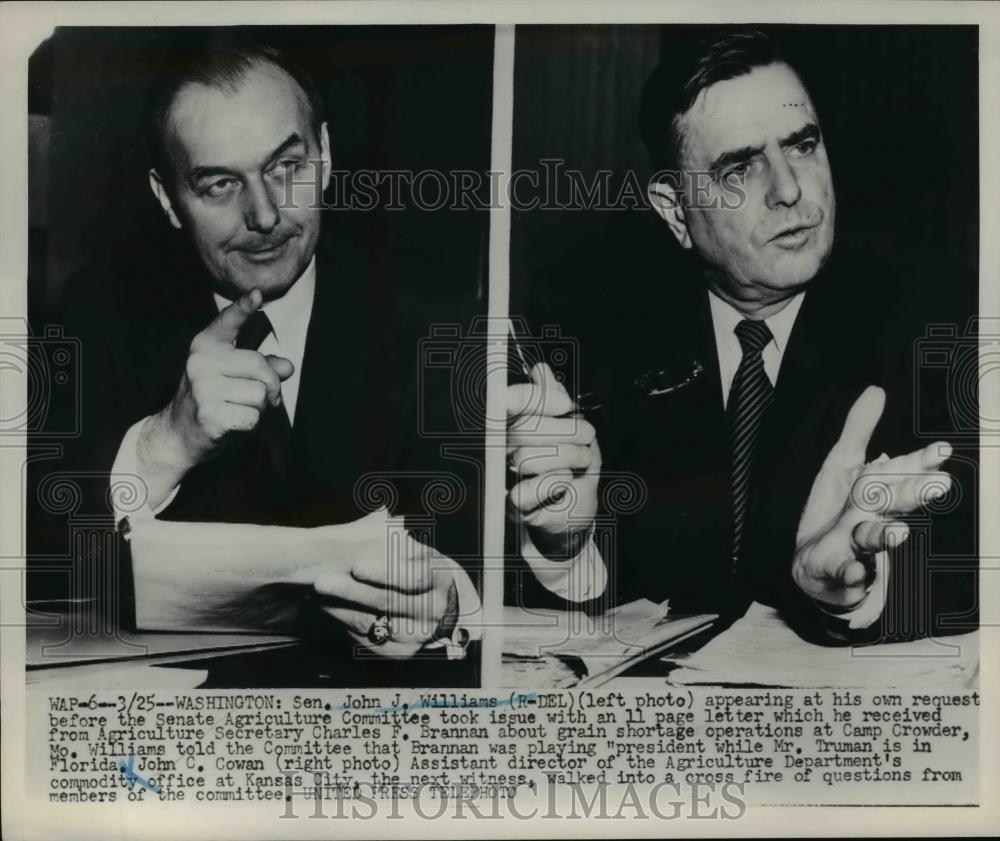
[
  {"x1": 115, "y1": 414, "x2": 480, "y2": 658},
  {"x1": 110, "y1": 416, "x2": 180, "y2": 526},
  {"x1": 519, "y1": 529, "x2": 608, "y2": 602},
  {"x1": 422, "y1": 557, "x2": 483, "y2": 660}
]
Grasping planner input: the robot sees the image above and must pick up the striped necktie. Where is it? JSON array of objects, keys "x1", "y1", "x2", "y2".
[
  {"x1": 728, "y1": 318, "x2": 775, "y2": 571},
  {"x1": 236, "y1": 310, "x2": 292, "y2": 478}
]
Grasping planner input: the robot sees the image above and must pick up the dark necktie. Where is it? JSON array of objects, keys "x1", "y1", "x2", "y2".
[
  {"x1": 235, "y1": 310, "x2": 292, "y2": 479},
  {"x1": 728, "y1": 318, "x2": 775, "y2": 572}
]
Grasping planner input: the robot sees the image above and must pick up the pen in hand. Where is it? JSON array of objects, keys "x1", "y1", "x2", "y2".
[
  {"x1": 505, "y1": 319, "x2": 602, "y2": 555},
  {"x1": 507, "y1": 319, "x2": 592, "y2": 509},
  {"x1": 507, "y1": 319, "x2": 600, "y2": 413},
  {"x1": 507, "y1": 318, "x2": 534, "y2": 382}
]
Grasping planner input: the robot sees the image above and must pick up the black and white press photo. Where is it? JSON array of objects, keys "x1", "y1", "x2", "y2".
[{"x1": 2, "y1": 4, "x2": 997, "y2": 839}]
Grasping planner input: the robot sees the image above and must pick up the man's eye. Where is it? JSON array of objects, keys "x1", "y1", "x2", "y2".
[
  {"x1": 722, "y1": 162, "x2": 751, "y2": 181},
  {"x1": 205, "y1": 179, "x2": 238, "y2": 197},
  {"x1": 269, "y1": 159, "x2": 302, "y2": 177},
  {"x1": 791, "y1": 139, "x2": 818, "y2": 156}
]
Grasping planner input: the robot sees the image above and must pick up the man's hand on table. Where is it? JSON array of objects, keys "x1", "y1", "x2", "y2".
[
  {"x1": 792, "y1": 385, "x2": 953, "y2": 611},
  {"x1": 506, "y1": 362, "x2": 601, "y2": 560},
  {"x1": 136, "y1": 288, "x2": 294, "y2": 508},
  {"x1": 128, "y1": 512, "x2": 469, "y2": 659},
  {"x1": 306, "y1": 528, "x2": 460, "y2": 659}
]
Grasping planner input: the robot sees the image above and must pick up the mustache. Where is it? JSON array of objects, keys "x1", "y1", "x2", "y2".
[{"x1": 229, "y1": 230, "x2": 298, "y2": 253}]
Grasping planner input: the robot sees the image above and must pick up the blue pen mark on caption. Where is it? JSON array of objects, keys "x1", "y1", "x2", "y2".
[{"x1": 117, "y1": 755, "x2": 162, "y2": 796}]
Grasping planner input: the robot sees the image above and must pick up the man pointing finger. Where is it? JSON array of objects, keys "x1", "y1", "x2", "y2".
[{"x1": 137, "y1": 288, "x2": 295, "y2": 508}]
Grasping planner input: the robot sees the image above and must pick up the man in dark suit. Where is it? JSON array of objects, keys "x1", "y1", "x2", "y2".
[
  {"x1": 507, "y1": 28, "x2": 977, "y2": 643},
  {"x1": 36, "y1": 42, "x2": 482, "y2": 680}
]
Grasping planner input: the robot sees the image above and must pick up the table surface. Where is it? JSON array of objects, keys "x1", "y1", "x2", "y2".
[
  {"x1": 499, "y1": 603, "x2": 721, "y2": 688},
  {"x1": 24, "y1": 601, "x2": 477, "y2": 689},
  {"x1": 499, "y1": 602, "x2": 980, "y2": 690},
  {"x1": 24, "y1": 601, "x2": 978, "y2": 691}
]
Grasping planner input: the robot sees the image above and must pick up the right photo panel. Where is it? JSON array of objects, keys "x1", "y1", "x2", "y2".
[{"x1": 501, "y1": 20, "x2": 979, "y2": 743}]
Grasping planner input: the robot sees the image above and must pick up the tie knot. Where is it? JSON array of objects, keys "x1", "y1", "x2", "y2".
[
  {"x1": 236, "y1": 310, "x2": 274, "y2": 351},
  {"x1": 734, "y1": 318, "x2": 772, "y2": 356}
]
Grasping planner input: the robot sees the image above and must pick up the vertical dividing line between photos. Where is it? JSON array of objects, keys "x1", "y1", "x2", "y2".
[{"x1": 480, "y1": 24, "x2": 516, "y2": 689}]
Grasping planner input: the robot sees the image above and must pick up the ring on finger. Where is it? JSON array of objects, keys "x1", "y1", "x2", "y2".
[{"x1": 367, "y1": 614, "x2": 392, "y2": 645}]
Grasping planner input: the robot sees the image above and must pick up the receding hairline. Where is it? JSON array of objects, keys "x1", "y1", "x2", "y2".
[
  {"x1": 168, "y1": 59, "x2": 316, "y2": 132},
  {"x1": 155, "y1": 55, "x2": 323, "y2": 181},
  {"x1": 671, "y1": 59, "x2": 812, "y2": 171}
]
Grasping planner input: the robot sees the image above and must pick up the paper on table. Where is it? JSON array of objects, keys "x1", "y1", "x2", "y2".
[
  {"x1": 503, "y1": 601, "x2": 717, "y2": 688},
  {"x1": 129, "y1": 509, "x2": 394, "y2": 631},
  {"x1": 503, "y1": 598, "x2": 672, "y2": 659},
  {"x1": 501, "y1": 655, "x2": 582, "y2": 689},
  {"x1": 666, "y1": 602, "x2": 978, "y2": 688}
]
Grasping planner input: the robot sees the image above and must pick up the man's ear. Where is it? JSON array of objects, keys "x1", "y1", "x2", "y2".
[
  {"x1": 648, "y1": 179, "x2": 691, "y2": 249},
  {"x1": 319, "y1": 122, "x2": 332, "y2": 193},
  {"x1": 148, "y1": 169, "x2": 182, "y2": 230}
]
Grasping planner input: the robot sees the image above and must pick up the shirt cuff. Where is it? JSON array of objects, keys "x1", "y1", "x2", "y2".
[
  {"x1": 110, "y1": 416, "x2": 180, "y2": 528},
  {"x1": 816, "y1": 550, "x2": 889, "y2": 630},
  {"x1": 422, "y1": 557, "x2": 482, "y2": 660},
  {"x1": 520, "y1": 529, "x2": 607, "y2": 602}
]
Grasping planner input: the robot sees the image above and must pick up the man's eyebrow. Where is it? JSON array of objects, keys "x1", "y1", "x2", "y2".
[
  {"x1": 707, "y1": 123, "x2": 822, "y2": 174},
  {"x1": 188, "y1": 133, "x2": 306, "y2": 184},
  {"x1": 189, "y1": 164, "x2": 238, "y2": 184},
  {"x1": 263, "y1": 133, "x2": 306, "y2": 166},
  {"x1": 779, "y1": 123, "x2": 821, "y2": 149},
  {"x1": 708, "y1": 144, "x2": 763, "y2": 175}
]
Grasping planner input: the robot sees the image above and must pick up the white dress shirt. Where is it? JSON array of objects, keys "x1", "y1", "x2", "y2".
[
  {"x1": 527, "y1": 288, "x2": 884, "y2": 629},
  {"x1": 212, "y1": 255, "x2": 317, "y2": 423},
  {"x1": 519, "y1": 524, "x2": 607, "y2": 603},
  {"x1": 708, "y1": 288, "x2": 804, "y2": 409},
  {"x1": 110, "y1": 257, "x2": 481, "y2": 653}
]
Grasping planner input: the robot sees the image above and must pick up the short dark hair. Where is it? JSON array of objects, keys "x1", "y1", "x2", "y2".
[
  {"x1": 146, "y1": 39, "x2": 325, "y2": 181},
  {"x1": 639, "y1": 27, "x2": 785, "y2": 173}
]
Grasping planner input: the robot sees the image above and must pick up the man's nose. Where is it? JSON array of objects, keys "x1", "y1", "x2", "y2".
[
  {"x1": 242, "y1": 177, "x2": 280, "y2": 233},
  {"x1": 765, "y1": 153, "x2": 802, "y2": 208}
]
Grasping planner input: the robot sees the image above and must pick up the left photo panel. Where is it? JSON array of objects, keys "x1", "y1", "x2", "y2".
[{"x1": 25, "y1": 25, "x2": 495, "y2": 688}]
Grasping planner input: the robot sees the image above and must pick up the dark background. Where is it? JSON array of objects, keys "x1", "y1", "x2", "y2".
[
  {"x1": 509, "y1": 24, "x2": 979, "y2": 316},
  {"x1": 28, "y1": 25, "x2": 495, "y2": 323}
]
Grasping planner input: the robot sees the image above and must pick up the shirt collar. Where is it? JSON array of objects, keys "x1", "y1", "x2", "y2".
[
  {"x1": 707, "y1": 287, "x2": 806, "y2": 354},
  {"x1": 212, "y1": 256, "x2": 317, "y2": 345}
]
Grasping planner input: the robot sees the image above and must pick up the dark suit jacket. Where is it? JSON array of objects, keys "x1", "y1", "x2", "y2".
[
  {"x1": 29, "y1": 220, "x2": 483, "y2": 685},
  {"x1": 508, "y1": 216, "x2": 978, "y2": 644}
]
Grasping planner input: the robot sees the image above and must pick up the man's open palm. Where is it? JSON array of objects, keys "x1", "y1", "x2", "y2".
[{"x1": 792, "y1": 386, "x2": 953, "y2": 608}]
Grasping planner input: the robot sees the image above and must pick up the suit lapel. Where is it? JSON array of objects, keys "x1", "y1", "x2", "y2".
[
  {"x1": 756, "y1": 258, "x2": 867, "y2": 482},
  {"x1": 286, "y1": 234, "x2": 393, "y2": 523},
  {"x1": 667, "y1": 279, "x2": 730, "y2": 473},
  {"x1": 743, "y1": 256, "x2": 872, "y2": 602},
  {"x1": 624, "y1": 279, "x2": 733, "y2": 583}
]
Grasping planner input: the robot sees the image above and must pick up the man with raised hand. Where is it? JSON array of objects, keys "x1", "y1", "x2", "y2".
[
  {"x1": 55, "y1": 41, "x2": 481, "y2": 677},
  {"x1": 507, "y1": 28, "x2": 976, "y2": 642}
]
